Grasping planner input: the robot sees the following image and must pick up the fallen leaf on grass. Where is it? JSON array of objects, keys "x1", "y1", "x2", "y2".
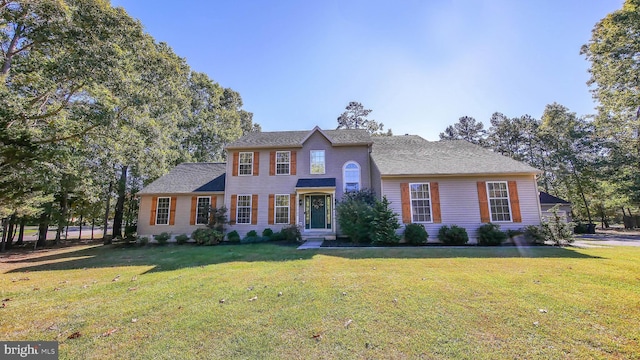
[
  {"x1": 248, "y1": 296, "x2": 258, "y2": 301},
  {"x1": 32, "y1": 287, "x2": 39, "y2": 291},
  {"x1": 1, "y1": 303, "x2": 5, "y2": 308},
  {"x1": 277, "y1": 292, "x2": 283, "y2": 297},
  {"x1": 47, "y1": 324, "x2": 59, "y2": 331},
  {"x1": 131, "y1": 276, "x2": 137, "y2": 282},
  {"x1": 344, "y1": 319, "x2": 353, "y2": 328},
  {"x1": 112, "y1": 275, "x2": 120, "y2": 282},
  {"x1": 219, "y1": 299, "x2": 225, "y2": 304},
  {"x1": 2, "y1": 298, "x2": 11, "y2": 302},
  {"x1": 312, "y1": 334, "x2": 322, "y2": 341},
  {"x1": 539, "y1": 309, "x2": 548, "y2": 313},
  {"x1": 131, "y1": 319, "x2": 138, "y2": 323},
  {"x1": 53, "y1": 288, "x2": 60, "y2": 291},
  {"x1": 67, "y1": 332, "x2": 81, "y2": 339},
  {"x1": 127, "y1": 287, "x2": 138, "y2": 292},
  {"x1": 102, "y1": 328, "x2": 118, "y2": 337}
]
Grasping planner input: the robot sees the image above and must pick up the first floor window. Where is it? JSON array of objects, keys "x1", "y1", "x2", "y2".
[
  {"x1": 410, "y1": 183, "x2": 431, "y2": 222},
  {"x1": 239, "y1": 152, "x2": 253, "y2": 175},
  {"x1": 237, "y1": 195, "x2": 252, "y2": 224},
  {"x1": 156, "y1": 197, "x2": 170, "y2": 225},
  {"x1": 275, "y1": 194, "x2": 290, "y2": 224},
  {"x1": 487, "y1": 182, "x2": 511, "y2": 221},
  {"x1": 196, "y1": 197, "x2": 210, "y2": 225}
]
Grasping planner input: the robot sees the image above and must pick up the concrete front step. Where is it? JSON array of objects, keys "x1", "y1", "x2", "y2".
[{"x1": 302, "y1": 233, "x2": 335, "y2": 241}]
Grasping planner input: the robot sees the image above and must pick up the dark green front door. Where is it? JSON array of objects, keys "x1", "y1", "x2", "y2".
[{"x1": 310, "y1": 195, "x2": 326, "y2": 229}]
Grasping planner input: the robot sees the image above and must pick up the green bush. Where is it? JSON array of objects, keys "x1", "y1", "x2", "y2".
[
  {"x1": 438, "y1": 225, "x2": 469, "y2": 245},
  {"x1": 281, "y1": 224, "x2": 302, "y2": 243},
  {"x1": 154, "y1": 232, "x2": 171, "y2": 245},
  {"x1": 246, "y1": 230, "x2": 258, "y2": 237},
  {"x1": 175, "y1": 234, "x2": 189, "y2": 245},
  {"x1": 370, "y1": 197, "x2": 401, "y2": 245},
  {"x1": 404, "y1": 223, "x2": 429, "y2": 245},
  {"x1": 523, "y1": 225, "x2": 546, "y2": 245},
  {"x1": 191, "y1": 228, "x2": 222, "y2": 245},
  {"x1": 270, "y1": 231, "x2": 285, "y2": 241},
  {"x1": 506, "y1": 229, "x2": 523, "y2": 240},
  {"x1": 542, "y1": 205, "x2": 575, "y2": 246},
  {"x1": 262, "y1": 228, "x2": 274, "y2": 238},
  {"x1": 226, "y1": 230, "x2": 241, "y2": 243},
  {"x1": 477, "y1": 223, "x2": 507, "y2": 246},
  {"x1": 136, "y1": 236, "x2": 149, "y2": 247},
  {"x1": 241, "y1": 235, "x2": 266, "y2": 243},
  {"x1": 336, "y1": 189, "x2": 376, "y2": 243}
]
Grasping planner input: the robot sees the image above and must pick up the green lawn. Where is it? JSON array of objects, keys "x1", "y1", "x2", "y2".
[{"x1": 1, "y1": 244, "x2": 639, "y2": 359}]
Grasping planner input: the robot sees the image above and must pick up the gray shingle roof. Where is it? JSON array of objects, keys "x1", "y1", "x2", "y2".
[
  {"x1": 539, "y1": 191, "x2": 571, "y2": 204},
  {"x1": 139, "y1": 163, "x2": 226, "y2": 194},
  {"x1": 371, "y1": 136, "x2": 541, "y2": 176},
  {"x1": 225, "y1": 127, "x2": 372, "y2": 149}
]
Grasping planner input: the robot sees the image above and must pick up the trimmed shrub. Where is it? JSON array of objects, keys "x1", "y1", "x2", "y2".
[
  {"x1": 336, "y1": 189, "x2": 376, "y2": 243},
  {"x1": 477, "y1": 223, "x2": 507, "y2": 246},
  {"x1": 524, "y1": 225, "x2": 546, "y2": 245},
  {"x1": 246, "y1": 230, "x2": 258, "y2": 237},
  {"x1": 438, "y1": 225, "x2": 469, "y2": 245},
  {"x1": 136, "y1": 236, "x2": 149, "y2": 247},
  {"x1": 281, "y1": 224, "x2": 303, "y2": 243},
  {"x1": 270, "y1": 231, "x2": 285, "y2": 241},
  {"x1": 404, "y1": 223, "x2": 429, "y2": 245},
  {"x1": 371, "y1": 197, "x2": 401, "y2": 245},
  {"x1": 226, "y1": 230, "x2": 241, "y2": 243},
  {"x1": 262, "y1": 228, "x2": 274, "y2": 238},
  {"x1": 175, "y1": 234, "x2": 189, "y2": 245},
  {"x1": 506, "y1": 229, "x2": 523, "y2": 240},
  {"x1": 154, "y1": 232, "x2": 171, "y2": 245},
  {"x1": 191, "y1": 228, "x2": 222, "y2": 245}
]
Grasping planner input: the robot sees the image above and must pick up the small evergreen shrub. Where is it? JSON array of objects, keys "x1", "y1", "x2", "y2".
[
  {"x1": 191, "y1": 228, "x2": 222, "y2": 245},
  {"x1": 524, "y1": 225, "x2": 546, "y2": 245},
  {"x1": 136, "y1": 236, "x2": 150, "y2": 247},
  {"x1": 506, "y1": 229, "x2": 523, "y2": 240},
  {"x1": 336, "y1": 189, "x2": 377, "y2": 243},
  {"x1": 226, "y1": 230, "x2": 241, "y2": 243},
  {"x1": 404, "y1": 223, "x2": 429, "y2": 245},
  {"x1": 281, "y1": 224, "x2": 303, "y2": 243},
  {"x1": 438, "y1": 225, "x2": 469, "y2": 245},
  {"x1": 270, "y1": 231, "x2": 285, "y2": 241},
  {"x1": 175, "y1": 234, "x2": 189, "y2": 245},
  {"x1": 370, "y1": 197, "x2": 401, "y2": 245},
  {"x1": 154, "y1": 232, "x2": 171, "y2": 245},
  {"x1": 262, "y1": 228, "x2": 274, "y2": 238},
  {"x1": 246, "y1": 230, "x2": 258, "y2": 237},
  {"x1": 477, "y1": 223, "x2": 507, "y2": 246},
  {"x1": 542, "y1": 205, "x2": 575, "y2": 246}
]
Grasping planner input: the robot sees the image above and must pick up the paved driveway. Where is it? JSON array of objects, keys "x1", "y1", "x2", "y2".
[{"x1": 573, "y1": 233, "x2": 640, "y2": 247}]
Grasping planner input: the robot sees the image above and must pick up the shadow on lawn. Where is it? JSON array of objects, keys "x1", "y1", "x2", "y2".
[{"x1": 2, "y1": 242, "x2": 602, "y2": 274}]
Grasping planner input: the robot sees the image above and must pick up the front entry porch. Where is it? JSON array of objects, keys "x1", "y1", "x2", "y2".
[{"x1": 295, "y1": 178, "x2": 336, "y2": 240}]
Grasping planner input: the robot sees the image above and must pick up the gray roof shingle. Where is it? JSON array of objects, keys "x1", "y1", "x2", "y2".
[
  {"x1": 371, "y1": 136, "x2": 540, "y2": 176},
  {"x1": 225, "y1": 127, "x2": 372, "y2": 149},
  {"x1": 139, "y1": 163, "x2": 226, "y2": 194}
]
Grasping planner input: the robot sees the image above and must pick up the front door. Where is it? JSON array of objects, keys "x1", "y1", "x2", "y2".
[{"x1": 309, "y1": 195, "x2": 326, "y2": 229}]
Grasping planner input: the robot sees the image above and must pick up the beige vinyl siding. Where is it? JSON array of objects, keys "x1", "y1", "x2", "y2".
[
  {"x1": 382, "y1": 175, "x2": 541, "y2": 244},
  {"x1": 137, "y1": 193, "x2": 224, "y2": 239}
]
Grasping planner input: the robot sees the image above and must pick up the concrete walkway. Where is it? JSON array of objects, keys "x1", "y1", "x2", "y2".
[
  {"x1": 297, "y1": 239, "x2": 324, "y2": 250},
  {"x1": 573, "y1": 233, "x2": 640, "y2": 248}
]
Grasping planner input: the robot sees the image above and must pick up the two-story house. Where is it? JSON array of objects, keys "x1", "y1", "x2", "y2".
[{"x1": 137, "y1": 126, "x2": 542, "y2": 243}]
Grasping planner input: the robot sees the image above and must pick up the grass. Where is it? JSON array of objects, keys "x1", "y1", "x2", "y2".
[{"x1": 1, "y1": 244, "x2": 639, "y2": 359}]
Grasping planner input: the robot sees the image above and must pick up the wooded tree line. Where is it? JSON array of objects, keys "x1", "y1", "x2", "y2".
[
  {"x1": 0, "y1": 0, "x2": 257, "y2": 250},
  {"x1": 441, "y1": 0, "x2": 640, "y2": 227}
]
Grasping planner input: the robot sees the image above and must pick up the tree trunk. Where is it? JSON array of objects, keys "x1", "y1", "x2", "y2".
[
  {"x1": 55, "y1": 191, "x2": 69, "y2": 245},
  {"x1": 5, "y1": 213, "x2": 16, "y2": 249},
  {"x1": 112, "y1": 165, "x2": 128, "y2": 240},
  {"x1": 36, "y1": 211, "x2": 50, "y2": 248},
  {"x1": 91, "y1": 218, "x2": 95, "y2": 240},
  {"x1": 15, "y1": 218, "x2": 25, "y2": 246},
  {"x1": 0, "y1": 218, "x2": 8, "y2": 252},
  {"x1": 571, "y1": 165, "x2": 592, "y2": 225},
  {"x1": 78, "y1": 213, "x2": 83, "y2": 240},
  {"x1": 103, "y1": 181, "x2": 113, "y2": 245}
]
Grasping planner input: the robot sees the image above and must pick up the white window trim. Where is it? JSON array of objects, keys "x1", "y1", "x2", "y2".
[
  {"x1": 486, "y1": 181, "x2": 513, "y2": 223},
  {"x1": 274, "y1": 194, "x2": 290, "y2": 224},
  {"x1": 155, "y1": 197, "x2": 171, "y2": 225},
  {"x1": 310, "y1": 150, "x2": 325, "y2": 175},
  {"x1": 236, "y1": 194, "x2": 252, "y2": 224},
  {"x1": 343, "y1": 161, "x2": 361, "y2": 192},
  {"x1": 409, "y1": 182, "x2": 433, "y2": 223},
  {"x1": 275, "y1": 151, "x2": 290, "y2": 175},
  {"x1": 238, "y1": 152, "x2": 253, "y2": 176},
  {"x1": 196, "y1": 196, "x2": 211, "y2": 225}
]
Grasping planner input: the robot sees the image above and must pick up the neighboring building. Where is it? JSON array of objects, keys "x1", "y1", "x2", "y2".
[
  {"x1": 539, "y1": 191, "x2": 572, "y2": 222},
  {"x1": 137, "y1": 126, "x2": 542, "y2": 243}
]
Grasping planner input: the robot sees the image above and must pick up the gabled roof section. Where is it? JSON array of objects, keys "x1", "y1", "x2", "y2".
[
  {"x1": 225, "y1": 127, "x2": 372, "y2": 149},
  {"x1": 371, "y1": 136, "x2": 541, "y2": 176},
  {"x1": 539, "y1": 191, "x2": 571, "y2": 204},
  {"x1": 139, "y1": 163, "x2": 226, "y2": 194}
]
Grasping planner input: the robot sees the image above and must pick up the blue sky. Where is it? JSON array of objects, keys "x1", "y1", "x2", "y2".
[{"x1": 111, "y1": 0, "x2": 622, "y2": 140}]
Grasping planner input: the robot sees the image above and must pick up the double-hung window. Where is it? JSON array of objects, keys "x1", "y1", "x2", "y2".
[
  {"x1": 410, "y1": 183, "x2": 432, "y2": 222},
  {"x1": 236, "y1": 195, "x2": 252, "y2": 224},
  {"x1": 487, "y1": 182, "x2": 511, "y2": 221},
  {"x1": 275, "y1": 194, "x2": 290, "y2": 224},
  {"x1": 238, "y1": 152, "x2": 253, "y2": 176},
  {"x1": 310, "y1": 150, "x2": 325, "y2": 174},
  {"x1": 156, "y1": 197, "x2": 170, "y2": 225},
  {"x1": 196, "y1": 196, "x2": 210, "y2": 225},
  {"x1": 276, "y1": 151, "x2": 290, "y2": 175}
]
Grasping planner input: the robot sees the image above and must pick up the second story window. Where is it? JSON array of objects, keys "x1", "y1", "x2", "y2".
[
  {"x1": 239, "y1": 152, "x2": 253, "y2": 176},
  {"x1": 276, "y1": 151, "x2": 290, "y2": 175},
  {"x1": 343, "y1": 162, "x2": 360, "y2": 192},
  {"x1": 310, "y1": 150, "x2": 325, "y2": 174}
]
